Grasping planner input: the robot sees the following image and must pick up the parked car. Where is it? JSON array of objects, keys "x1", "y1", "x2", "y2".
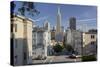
[{"x1": 69, "y1": 54, "x2": 76, "y2": 59}]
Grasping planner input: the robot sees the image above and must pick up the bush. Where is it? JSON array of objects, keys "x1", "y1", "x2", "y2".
[{"x1": 82, "y1": 55, "x2": 97, "y2": 61}]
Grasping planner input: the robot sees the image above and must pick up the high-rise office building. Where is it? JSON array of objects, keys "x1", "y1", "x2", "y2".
[
  {"x1": 69, "y1": 17, "x2": 76, "y2": 30},
  {"x1": 55, "y1": 7, "x2": 64, "y2": 42},
  {"x1": 56, "y1": 7, "x2": 61, "y2": 34}
]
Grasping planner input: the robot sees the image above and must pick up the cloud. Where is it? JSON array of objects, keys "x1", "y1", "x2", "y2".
[
  {"x1": 77, "y1": 18, "x2": 96, "y2": 22},
  {"x1": 34, "y1": 16, "x2": 48, "y2": 22}
]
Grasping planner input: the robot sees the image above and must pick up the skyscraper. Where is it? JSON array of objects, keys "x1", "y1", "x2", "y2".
[
  {"x1": 55, "y1": 7, "x2": 63, "y2": 42},
  {"x1": 56, "y1": 7, "x2": 61, "y2": 34},
  {"x1": 69, "y1": 17, "x2": 76, "y2": 30}
]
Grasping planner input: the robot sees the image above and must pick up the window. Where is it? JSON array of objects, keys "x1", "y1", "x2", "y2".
[
  {"x1": 11, "y1": 33, "x2": 14, "y2": 38},
  {"x1": 11, "y1": 24, "x2": 13, "y2": 32},
  {"x1": 32, "y1": 46, "x2": 36, "y2": 49},
  {"x1": 33, "y1": 52, "x2": 36, "y2": 54},
  {"x1": 42, "y1": 46, "x2": 44, "y2": 50},
  {"x1": 48, "y1": 42, "x2": 49, "y2": 44},
  {"x1": 91, "y1": 41, "x2": 95, "y2": 45},
  {"x1": 34, "y1": 34, "x2": 36, "y2": 37},
  {"x1": 33, "y1": 39, "x2": 36, "y2": 43},
  {"x1": 15, "y1": 55, "x2": 17, "y2": 64},
  {"x1": 15, "y1": 39, "x2": 17, "y2": 48},
  {"x1": 15, "y1": 55, "x2": 17, "y2": 58},
  {"x1": 44, "y1": 40, "x2": 46, "y2": 44},
  {"x1": 15, "y1": 24, "x2": 17, "y2": 32},
  {"x1": 91, "y1": 35, "x2": 95, "y2": 39},
  {"x1": 44, "y1": 34, "x2": 46, "y2": 37},
  {"x1": 24, "y1": 52, "x2": 26, "y2": 60}
]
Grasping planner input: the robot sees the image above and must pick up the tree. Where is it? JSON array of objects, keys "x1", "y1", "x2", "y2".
[
  {"x1": 11, "y1": 1, "x2": 16, "y2": 14},
  {"x1": 63, "y1": 36, "x2": 66, "y2": 47},
  {"x1": 53, "y1": 43, "x2": 63, "y2": 53},
  {"x1": 11, "y1": 1, "x2": 40, "y2": 17},
  {"x1": 66, "y1": 44, "x2": 74, "y2": 52}
]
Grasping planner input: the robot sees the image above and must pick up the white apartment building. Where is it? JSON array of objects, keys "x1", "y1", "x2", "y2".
[
  {"x1": 32, "y1": 21, "x2": 51, "y2": 59},
  {"x1": 11, "y1": 14, "x2": 33, "y2": 66},
  {"x1": 83, "y1": 31, "x2": 97, "y2": 56},
  {"x1": 65, "y1": 29, "x2": 82, "y2": 55}
]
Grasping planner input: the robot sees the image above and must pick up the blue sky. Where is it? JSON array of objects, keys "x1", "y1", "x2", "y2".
[{"x1": 13, "y1": 1, "x2": 97, "y2": 32}]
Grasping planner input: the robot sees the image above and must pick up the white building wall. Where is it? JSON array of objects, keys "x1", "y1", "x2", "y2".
[
  {"x1": 32, "y1": 26, "x2": 51, "y2": 58},
  {"x1": 73, "y1": 31, "x2": 82, "y2": 55},
  {"x1": 11, "y1": 15, "x2": 33, "y2": 65},
  {"x1": 83, "y1": 33, "x2": 97, "y2": 55},
  {"x1": 32, "y1": 30, "x2": 47, "y2": 59},
  {"x1": 13, "y1": 16, "x2": 24, "y2": 65},
  {"x1": 26, "y1": 20, "x2": 33, "y2": 64},
  {"x1": 66, "y1": 30, "x2": 73, "y2": 46}
]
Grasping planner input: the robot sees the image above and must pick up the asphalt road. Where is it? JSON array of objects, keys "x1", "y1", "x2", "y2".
[{"x1": 32, "y1": 55, "x2": 81, "y2": 64}]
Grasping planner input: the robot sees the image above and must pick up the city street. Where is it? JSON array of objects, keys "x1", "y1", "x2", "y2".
[{"x1": 32, "y1": 55, "x2": 81, "y2": 64}]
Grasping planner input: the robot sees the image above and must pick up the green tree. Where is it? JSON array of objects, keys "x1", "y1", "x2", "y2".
[
  {"x1": 66, "y1": 44, "x2": 74, "y2": 52},
  {"x1": 11, "y1": 1, "x2": 40, "y2": 17},
  {"x1": 53, "y1": 43, "x2": 63, "y2": 53},
  {"x1": 63, "y1": 36, "x2": 66, "y2": 47}
]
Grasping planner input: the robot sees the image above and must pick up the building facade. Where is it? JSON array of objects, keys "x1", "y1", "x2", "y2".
[
  {"x1": 82, "y1": 30, "x2": 97, "y2": 56},
  {"x1": 51, "y1": 27, "x2": 56, "y2": 40},
  {"x1": 64, "y1": 16, "x2": 82, "y2": 55},
  {"x1": 56, "y1": 7, "x2": 61, "y2": 34},
  {"x1": 65, "y1": 29, "x2": 82, "y2": 55},
  {"x1": 69, "y1": 17, "x2": 76, "y2": 30},
  {"x1": 10, "y1": 14, "x2": 33, "y2": 65},
  {"x1": 32, "y1": 22, "x2": 51, "y2": 59},
  {"x1": 55, "y1": 7, "x2": 63, "y2": 42},
  {"x1": 32, "y1": 28, "x2": 47, "y2": 59}
]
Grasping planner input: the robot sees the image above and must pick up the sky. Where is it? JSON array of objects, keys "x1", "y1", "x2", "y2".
[{"x1": 13, "y1": 1, "x2": 97, "y2": 32}]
